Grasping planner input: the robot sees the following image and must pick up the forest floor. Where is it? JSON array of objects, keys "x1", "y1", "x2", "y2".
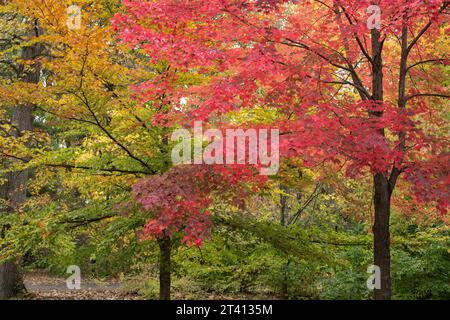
[
  {"x1": 22, "y1": 271, "x2": 140, "y2": 300},
  {"x1": 19, "y1": 270, "x2": 278, "y2": 300}
]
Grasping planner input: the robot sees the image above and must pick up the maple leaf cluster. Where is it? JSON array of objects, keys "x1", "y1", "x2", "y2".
[
  {"x1": 114, "y1": 0, "x2": 449, "y2": 244},
  {"x1": 133, "y1": 165, "x2": 266, "y2": 246}
]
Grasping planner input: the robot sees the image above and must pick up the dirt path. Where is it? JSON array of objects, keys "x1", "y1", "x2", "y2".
[{"x1": 24, "y1": 271, "x2": 140, "y2": 300}]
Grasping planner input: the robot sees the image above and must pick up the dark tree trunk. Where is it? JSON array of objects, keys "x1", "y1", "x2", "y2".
[
  {"x1": 279, "y1": 188, "x2": 289, "y2": 299},
  {"x1": 370, "y1": 28, "x2": 392, "y2": 300},
  {"x1": 158, "y1": 236, "x2": 171, "y2": 300},
  {"x1": 0, "y1": 258, "x2": 25, "y2": 299},
  {"x1": 0, "y1": 20, "x2": 42, "y2": 299},
  {"x1": 373, "y1": 173, "x2": 392, "y2": 300},
  {"x1": 0, "y1": 107, "x2": 31, "y2": 299}
]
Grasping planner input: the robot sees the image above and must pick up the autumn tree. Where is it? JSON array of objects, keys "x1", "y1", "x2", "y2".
[
  {"x1": 0, "y1": 0, "x2": 161, "y2": 298},
  {"x1": 115, "y1": 0, "x2": 449, "y2": 300},
  {"x1": 2, "y1": 0, "x2": 216, "y2": 300},
  {"x1": 0, "y1": 0, "x2": 45, "y2": 298}
]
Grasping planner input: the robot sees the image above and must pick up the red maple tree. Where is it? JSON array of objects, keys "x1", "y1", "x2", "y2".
[{"x1": 114, "y1": 0, "x2": 449, "y2": 299}]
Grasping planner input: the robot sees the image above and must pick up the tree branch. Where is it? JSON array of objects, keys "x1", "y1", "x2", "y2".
[{"x1": 405, "y1": 93, "x2": 450, "y2": 102}]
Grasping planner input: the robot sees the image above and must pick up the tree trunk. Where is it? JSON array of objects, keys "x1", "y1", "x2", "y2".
[
  {"x1": 279, "y1": 188, "x2": 289, "y2": 299},
  {"x1": 373, "y1": 173, "x2": 392, "y2": 300},
  {"x1": 158, "y1": 236, "x2": 171, "y2": 300},
  {"x1": 370, "y1": 27, "x2": 392, "y2": 300},
  {"x1": 0, "y1": 258, "x2": 25, "y2": 299},
  {"x1": 0, "y1": 20, "x2": 42, "y2": 299},
  {"x1": 0, "y1": 106, "x2": 32, "y2": 299}
]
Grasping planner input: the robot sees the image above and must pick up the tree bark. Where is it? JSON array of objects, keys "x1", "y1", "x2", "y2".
[
  {"x1": 370, "y1": 28, "x2": 391, "y2": 300},
  {"x1": 0, "y1": 20, "x2": 42, "y2": 299},
  {"x1": 373, "y1": 173, "x2": 392, "y2": 300},
  {"x1": 0, "y1": 257, "x2": 25, "y2": 299},
  {"x1": 158, "y1": 235, "x2": 171, "y2": 300},
  {"x1": 279, "y1": 187, "x2": 289, "y2": 299},
  {"x1": 0, "y1": 107, "x2": 32, "y2": 300}
]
